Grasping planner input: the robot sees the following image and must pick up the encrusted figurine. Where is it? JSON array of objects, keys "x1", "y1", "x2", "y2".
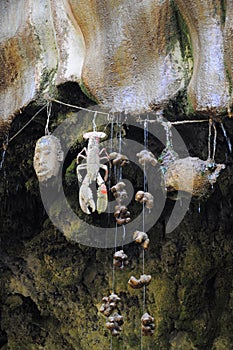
[
  {"x1": 99, "y1": 293, "x2": 121, "y2": 317},
  {"x1": 111, "y1": 182, "x2": 128, "y2": 203},
  {"x1": 114, "y1": 205, "x2": 131, "y2": 225},
  {"x1": 113, "y1": 250, "x2": 129, "y2": 270},
  {"x1": 77, "y1": 131, "x2": 109, "y2": 214},
  {"x1": 106, "y1": 313, "x2": 124, "y2": 336},
  {"x1": 128, "y1": 274, "x2": 151, "y2": 289},
  {"x1": 133, "y1": 230, "x2": 150, "y2": 249},
  {"x1": 136, "y1": 150, "x2": 157, "y2": 167},
  {"x1": 109, "y1": 152, "x2": 129, "y2": 167},
  {"x1": 135, "y1": 191, "x2": 154, "y2": 210},
  {"x1": 141, "y1": 313, "x2": 155, "y2": 336},
  {"x1": 33, "y1": 135, "x2": 64, "y2": 182}
]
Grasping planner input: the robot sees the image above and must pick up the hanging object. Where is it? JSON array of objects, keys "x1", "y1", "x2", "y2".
[
  {"x1": 77, "y1": 131, "x2": 109, "y2": 214},
  {"x1": 135, "y1": 191, "x2": 154, "y2": 210},
  {"x1": 136, "y1": 150, "x2": 157, "y2": 167},
  {"x1": 128, "y1": 274, "x2": 151, "y2": 289},
  {"x1": 111, "y1": 181, "x2": 131, "y2": 225},
  {"x1": 106, "y1": 313, "x2": 124, "y2": 336},
  {"x1": 33, "y1": 102, "x2": 64, "y2": 182},
  {"x1": 113, "y1": 250, "x2": 129, "y2": 270},
  {"x1": 33, "y1": 135, "x2": 64, "y2": 182},
  {"x1": 111, "y1": 182, "x2": 128, "y2": 202},
  {"x1": 109, "y1": 152, "x2": 129, "y2": 167},
  {"x1": 99, "y1": 293, "x2": 121, "y2": 317},
  {"x1": 141, "y1": 313, "x2": 155, "y2": 336},
  {"x1": 157, "y1": 117, "x2": 225, "y2": 198},
  {"x1": 114, "y1": 205, "x2": 131, "y2": 225},
  {"x1": 133, "y1": 231, "x2": 150, "y2": 250},
  {"x1": 161, "y1": 156, "x2": 225, "y2": 198}
]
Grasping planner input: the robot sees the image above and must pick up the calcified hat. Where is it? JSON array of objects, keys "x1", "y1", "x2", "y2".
[{"x1": 33, "y1": 135, "x2": 64, "y2": 182}]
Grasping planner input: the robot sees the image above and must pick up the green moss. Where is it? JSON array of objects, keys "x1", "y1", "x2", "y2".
[{"x1": 79, "y1": 79, "x2": 99, "y2": 103}]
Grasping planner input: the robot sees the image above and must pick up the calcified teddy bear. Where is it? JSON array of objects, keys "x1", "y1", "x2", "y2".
[{"x1": 33, "y1": 135, "x2": 64, "y2": 182}]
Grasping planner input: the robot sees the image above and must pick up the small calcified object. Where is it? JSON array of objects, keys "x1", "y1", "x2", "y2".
[
  {"x1": 109, "y1": 152, "x2": 129, "y2": 167},
  {"x1": 111, "y1": 182, "x2": 128, "y2": 203},
  {"x1": 136, "y1": 150, "x2": 157, "y2": 167},
  {"x1": 113, "y1": 250, "x2": 129, "y2": 269},
  {"x1": 133, "y1": 230, "x2": 150, "y2": 249},
  {"x1": 106, "y1": 313, "x2": 124, "y2": 336},
  {"x1": 114, "y1": 205, "x2": 131, "y2": 225},
  {"x1": 99, "y1": 293, "x2": 121, "y2": 317},
  {"x1": 135, "y1": 191, "x2": 154, "y2": 210},
  {"x1": 128, "y1": 274, "x2": 151, "y2": 289},
  {"x1": 33, "y1": 135, "x2": 64, "y2": 182},
  {"x1": 162, "y1": 156, "x2": 226, "y2": 198},
  {"x1": 141, "y1": 312, "x2": 155, "y2": 336}
]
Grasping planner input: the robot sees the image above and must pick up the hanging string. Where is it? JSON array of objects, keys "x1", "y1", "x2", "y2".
[
  {"x1": 45, "y1": 102, "x2": 52, "y2": 135},
  {"x1": 45, "y1": 95, "x2": 109, "y2": 115},
  {"x1": 140, "y1": 117, "x2": 149, "y2": 350},
  {"x1": 212, "y1": 122, "x2": 217, "y2": 161},
  {"x1": 208, "y1": 118, "x2": 212, "y2": 160},
  {"x1": 93, "y1": 111, "x2": 97, "y2": 132},
  {"x1": 6, "y1": 104, "x2": 47, "y2": 145}
]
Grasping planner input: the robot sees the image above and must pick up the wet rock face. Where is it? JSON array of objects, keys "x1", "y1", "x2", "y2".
[
  {"x1": 69, "y1": 0, "x2": 186, "y2": 113},
  {"x1": 0, "y1": 107, "x2": 233, "y2": 349},
  {"x1": 1, "y1": 0, "x2": 233, "y2": 128}
]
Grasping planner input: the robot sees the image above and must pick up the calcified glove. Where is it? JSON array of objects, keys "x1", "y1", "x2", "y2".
[
  {"x1": 136, "y1": 150, "x2": 157, "y2": 167},
  {"x1": 99, "y1": 293, "x2": 121, "y2": 317},
  {"x1": 135, "y1": 191, "x2": 154, "y2": 210},
  {"x1": 113, "y1": 250, "x2": 129, "y2": 270},
  {"x1": 109, "y1": 152, "x2": 129, "y2": 167},
  {"x1": 111, "y1": 182, "x2": 128, "y2": 203},
  {"x1": 133, "y1": 231, "x2": 150, "y2": 249},
  {"x1": 106, "y1": 313, "x2": 124, "y2": 336},
  {"x1": 128, "y1": 274, "x2": 151, "y2": 289},
  {"x1": 141, "y1": 313, "x2": 155, "y2": 336},
  {"x1": 114, "y1": 205, "x2": 131, "y2": 225}
]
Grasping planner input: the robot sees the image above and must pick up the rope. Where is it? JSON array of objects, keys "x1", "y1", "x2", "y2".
[{"x1": 45, "y1": 95, "x2": 110, "y2": 115}]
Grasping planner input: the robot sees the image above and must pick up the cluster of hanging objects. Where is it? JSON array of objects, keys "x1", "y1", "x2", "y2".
[{"x1": 32, "y1": 98, "x2": 231, "y2": 348}]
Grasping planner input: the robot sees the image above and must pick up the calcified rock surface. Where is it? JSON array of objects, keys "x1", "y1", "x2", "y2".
[{"x1": 1, "y1": 0, "x2": 233, "y2": 128}]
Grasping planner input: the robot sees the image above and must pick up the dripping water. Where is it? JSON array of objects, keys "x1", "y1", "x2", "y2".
[
  {"x1": 0, "y1": 134, "x2": 9, "y2": 171},
  {"x1": 220, "y1": 122, "x2": 232, "y2": 153},
  {"x1": 198, "y1": 202, "x2": 201, "y2": 213},
  {"x1": 208, "y1": 118, "x2": 212, "y2": 160},
  {"x1": 212, "y1": 123, "x2": 217, "y2": 160}
]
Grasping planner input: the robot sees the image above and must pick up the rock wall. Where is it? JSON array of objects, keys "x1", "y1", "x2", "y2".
[{"x1": 0, "y1": 90, "x2": 233, "y2": 349}]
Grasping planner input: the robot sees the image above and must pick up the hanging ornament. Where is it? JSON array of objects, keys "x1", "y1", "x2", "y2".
[
  {"x1": 33, "y1": 102, "x2": 64, "y2": 182},
  {"x1": 106, "y1": 313, "x2": 124, "y2": 336},
  {"x1": 113, "y1": 250, "x2": 129, "y2": 270},
  {"x1": 99, "y1": 293, "x2": 121, "y2": 317},
  {"x1": 77, "y1": 131, "x2": 109, "y2": 214},
  {"x1": 133, "y1": 230, "x2": 150, "y2": 250},
  {"x1": 109, "y1": 152, "x2": 129, "y2": 167},
  {"x1": 111, "y1": 181, "x2": 131, "y2": 225},
  {"x1": 135, "y1": 191, "x2": 154, "y2": 210},
  {"x1": 141, "y1": 313, "x2": 155, "y2": 336},
  {"x1": 136, "y1": 150, "x2": 157, "y2": 167},
  {"x1": 128, "y1": 274, "x2": 151, "y2": 289}
]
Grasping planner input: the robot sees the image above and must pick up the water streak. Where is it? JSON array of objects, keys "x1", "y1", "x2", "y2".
[
  {"x1": 220, "y1": 122, "x2": 232, "y2": 153},
  {"x1": 0, "y1": 134, "x2": 9, "y2": 170}
]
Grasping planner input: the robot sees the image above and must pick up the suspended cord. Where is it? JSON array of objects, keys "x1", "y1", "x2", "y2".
[
  {"x1": 45, "y1": 95, "x2": 110, "y2": 115},
  {"x1": 7, "y1": 104, "x2": 47, "y2": 144},
  {"x1": 208, "y1": 118, "x2": 212, "y2": 160},
  {"x1": 212, "y1": 122, "x2": 217, "y2": 160},
  {"x1": 45, "y1": 102, "x2": 52, "y2": 135}
]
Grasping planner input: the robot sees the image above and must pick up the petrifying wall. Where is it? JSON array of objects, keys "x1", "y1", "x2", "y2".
[{"x1": 1, "y1": 1, "x2": 233, "y2": 350}]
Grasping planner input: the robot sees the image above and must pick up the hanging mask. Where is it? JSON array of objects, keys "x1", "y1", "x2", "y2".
[{"x1": 33, "y1": 135, "x2": 64, "y2": 182}]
